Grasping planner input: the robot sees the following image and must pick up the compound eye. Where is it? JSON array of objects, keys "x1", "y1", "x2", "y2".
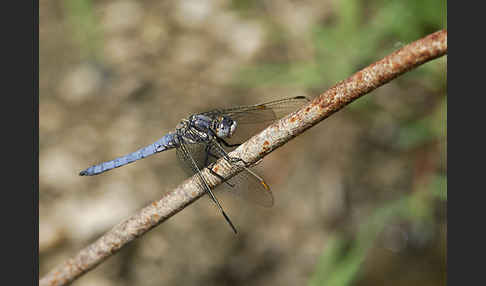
[
  {"x1": 229, "y1": 121, "x2": 237, "y2": 136},
  {"x1": 216, "y1": 123, "x2": 227, "y2": 137}
]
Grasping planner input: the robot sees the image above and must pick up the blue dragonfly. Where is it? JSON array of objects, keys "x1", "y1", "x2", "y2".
[{"x1": 80, "y1": 96, "x2": 310, "y2": 233}]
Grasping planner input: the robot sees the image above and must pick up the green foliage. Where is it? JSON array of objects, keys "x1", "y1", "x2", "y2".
[
  {"x1": 431, "y1": 174, "x2": 447, "y2": 201},
  {"x1": 308, "y1": 235, "x2": 365, "y2": 286},
  {"x1": 235, "y1": 0, "x2": 446, "y2": 89},
  {"x1": 397, "y1": 96, "x2": 446, "y2": 149},
  {"x1": 308, "y1": 184, "x2": 444, "y2": 286},
  {"x1": 308, "y1": 197, "x2": 406, "y2": 286},
  {"x1": 64, "y1": 0, "x2": 102, "y2": 59}
]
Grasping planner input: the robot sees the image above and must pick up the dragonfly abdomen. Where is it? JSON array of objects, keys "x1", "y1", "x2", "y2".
[{"x1": 79, "y1": 133, "x2": 176, "y2": 176}]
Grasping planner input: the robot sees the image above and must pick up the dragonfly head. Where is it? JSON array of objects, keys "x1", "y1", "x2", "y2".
[{"x1": 215, "y1": 116, "x2": 237, "y2": 138}]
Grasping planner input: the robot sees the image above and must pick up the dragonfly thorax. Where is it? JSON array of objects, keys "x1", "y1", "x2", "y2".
[{"x1": 185, "y1": 114, "x2": 237, "y2": 139}]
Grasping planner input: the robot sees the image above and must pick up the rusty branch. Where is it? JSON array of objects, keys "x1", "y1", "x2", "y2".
[{"x1": 39, "y1": 29, "x2": 447, "y2": 286}]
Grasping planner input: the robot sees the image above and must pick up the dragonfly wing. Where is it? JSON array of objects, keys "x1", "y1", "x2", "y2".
[
  {"x1": 175, "y1": 142, "x2": 208, "y2": 176},
  {"x1": 203, "y1": 96, "x2": 310, "y2": 145},
  {"x1": 176, "y1": 141, "x2": 238, "y2": 233},
  {"x1": 207, "y1": 141, "x2": 274, "y2": 207},
  {"x1": 223, "y1": 120, "x2": 271, "y2": 146},
  {"x1": 175, "y1": 142, "x2": 210, "y2": 196},
  {"x1": 219, "y1": 96, "x2": 309, "y2": 124},
  {"x1": 217, "y1": 166, "x2": 274, "y2": 207}
]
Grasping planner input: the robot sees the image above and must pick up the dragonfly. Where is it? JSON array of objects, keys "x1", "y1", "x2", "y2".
[{"x1": 79, "y1": 96, "x2": 310, "y2": 233}]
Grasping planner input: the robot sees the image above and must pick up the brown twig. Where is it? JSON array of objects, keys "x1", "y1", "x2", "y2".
[{"x1": 39, "y1": 29, "x2": 447, "y2": 286}]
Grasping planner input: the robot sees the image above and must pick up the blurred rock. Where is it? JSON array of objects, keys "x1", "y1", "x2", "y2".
[
  {"x1": 60, "y1": 183, "x2": 138, "y2": 242},
  {"x1": 39, "y1": 219, "x2": 66, "y2": 253},
  {"x1": 175, "y1": 0, "x2": 216, "y2": 28},
  {"x1": 57, "y1": 62, "x2": 104, "y2": 103},
  {"x1": 102, "y1": 0, "x2": 143, "y2": 34},
  {"x1": 40, "y1": 147, "x2": 79, "y2": 191},
  {"x1": 209, "y1": 13, "x2": 265, "y2": 60}
]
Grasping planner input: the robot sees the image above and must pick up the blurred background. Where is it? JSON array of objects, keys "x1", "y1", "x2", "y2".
[{"x1": 39, "y1": 0, "x2": 447, "y2": 285}]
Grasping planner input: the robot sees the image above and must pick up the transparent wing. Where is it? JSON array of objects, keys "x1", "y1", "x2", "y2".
[
  {"x1": 216, "y1": 165, "x2": 274, "y2": 207},
  {"x1": 202, "y1": 96, "x2": 310, "y2": 124},
  {"x1": 207, "y1": 141, "x2": 274, "y2": 207},
  {"x1": 202, "y1": 96, "x2": 310, "y2": 145},
  {"x1": 175, "y1": 142, "x2": 208, "y2": 176},
  {"x1": 176, "y1": 141, "x2": 239, "y2": 233},
  {"x1": 175, "y1": 142, "x2": 211, "y2": 195}
]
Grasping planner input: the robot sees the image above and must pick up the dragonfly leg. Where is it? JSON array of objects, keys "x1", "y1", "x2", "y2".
[
  {"x1": 205, "y1": 147, "x2": 235, "y2": 188},
  {"x1": 207, "y1": 163, "x2": 236, "y2": 188},
  {"x1": 219, "y1": 138, "x2": 241, "y2": 148},
  {"x1": 228, "y1": 156, "x2": 247, "y2": 165},
  {"x1": 212, "y1": 139, "x2": 248, "y2": 166},
  {"x1": 179, "y1": 142, "x2": 238, "y2": 234}
]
